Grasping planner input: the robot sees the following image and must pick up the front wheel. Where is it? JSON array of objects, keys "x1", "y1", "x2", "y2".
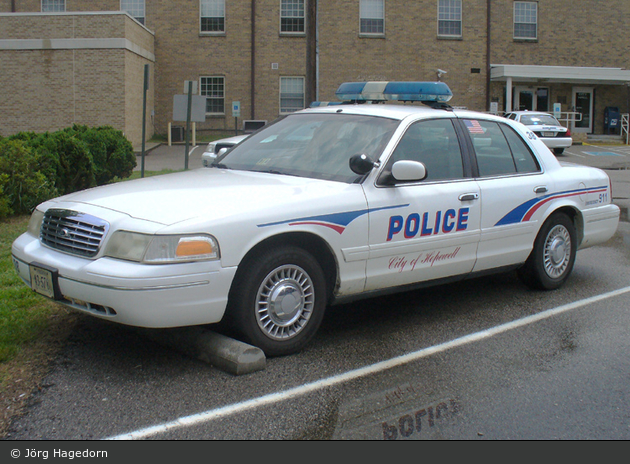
[
  {"x1": 553, "y1": 148, "x2": 565, "y2": 155},
  {"x1": 227, "y1": 246, "x2": 327, "y2": 356},
  {"x1": 517, "y1": 212, "x2": 577, "y2": 290}
]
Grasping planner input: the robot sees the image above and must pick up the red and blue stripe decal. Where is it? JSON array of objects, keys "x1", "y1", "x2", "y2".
[
  {"x1": 495, "y1": 186, "x2": 608, "y2": 226},
  {"x1": 259, "y1": 204, "x2": 408, "y2": 234}
]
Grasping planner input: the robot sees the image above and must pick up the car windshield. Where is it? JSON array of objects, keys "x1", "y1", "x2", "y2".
[
  {"x1": 519, "y1": 114, "x2": 561, "y2": 126},
  {"x1": 216, "y1": 112, "x2": 398, "y2": 183}
]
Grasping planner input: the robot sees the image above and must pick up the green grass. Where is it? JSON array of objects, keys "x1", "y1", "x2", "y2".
[{"x1": 0, "y1": 216, "x2": 61, "y2": 366}]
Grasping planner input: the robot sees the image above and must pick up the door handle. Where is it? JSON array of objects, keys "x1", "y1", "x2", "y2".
[
  {"x1": 458, "y1": 193, "x2": 479, "y2": 201},
  {"x1": 534, "y1": 186, "x2": 548, "y2": 194}
]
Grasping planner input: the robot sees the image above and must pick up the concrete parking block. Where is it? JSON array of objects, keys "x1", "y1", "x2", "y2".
[{"x1": 139, "y1": 327, "x2": 266, "y2": 376}]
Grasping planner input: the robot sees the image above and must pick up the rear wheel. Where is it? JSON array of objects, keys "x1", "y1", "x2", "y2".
[
  {"x1": 553, "y1": 148, "x2": 565, "y2": 155},
  {"x1": 517, "y1": 212, "x2": 577, "y2": 290},
  {"x1": 227, "y1": 246, "x2": 327, "y2": 356}
]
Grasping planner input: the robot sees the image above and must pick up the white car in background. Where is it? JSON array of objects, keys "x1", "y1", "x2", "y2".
[
  {"x1": 505, "y1": 111, "x2": 572, "y2": 155},
  {"x1": 201, "y1": 134, "x2": 248, "y2": 167}
]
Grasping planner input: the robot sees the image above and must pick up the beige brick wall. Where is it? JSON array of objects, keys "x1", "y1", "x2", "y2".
[
  {"x1": 2, "y1": 0, "x2": 630, "y2": 139},
  {"x1": 0, "y1": 12, "x2": 155, "y2": 146}
]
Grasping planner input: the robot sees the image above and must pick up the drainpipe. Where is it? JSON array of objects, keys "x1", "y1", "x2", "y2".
[
  {"x1": 250, "y1": 0, "x2": 256, "y2": 120},
  {"x1": 305, "y1": 0, "x2": 317, "y2": 106},
  {"x1": 486, "y1": 0, "x2": 491, "y2": 111}
]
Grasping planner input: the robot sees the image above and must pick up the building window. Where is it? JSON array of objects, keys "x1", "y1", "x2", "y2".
[
  {"x1": 281, "y1": 0, "x2": 305, "y2": 34},
  {"x1": 360, "y1": 0, "x2": 384, "y2": 35},
  {"x1": 437, "y1": 0, "x2": 462, "y2": 38},
  {"x1": 514, "y1": 1, "x2": 537, "y2": 40},
  {"x1": 200, "y1": 0, "x2": 226, "y2": 33},
  {"x1": 41, "y1": 0, "x2": 65, "y2": 12},
  {"x1": 121, "y1": 0, "x2": 145, "y2": 25},
  {"x1": 280, "y1": 77, "x2": 305, "y2": 113},
  {"x1": 201, "y1": 77, "x2": 225, "y2": 114}
]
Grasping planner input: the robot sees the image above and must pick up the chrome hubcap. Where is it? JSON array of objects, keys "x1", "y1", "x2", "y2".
[
  {"x1": 256, "y1": 265, "x2": 314, "y2": 340},
  {"x1": 543, "y1": 225, "x2": 571, "y2": 278}
]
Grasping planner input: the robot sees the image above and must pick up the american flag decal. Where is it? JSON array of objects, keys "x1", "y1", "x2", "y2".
[{"x1": 464, "y1": 119, "x2": 485, "y2": 134}]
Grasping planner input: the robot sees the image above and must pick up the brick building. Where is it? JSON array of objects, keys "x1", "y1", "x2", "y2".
[{"x1": 1, "y1": 0, "x2": 630, "y2": 146}]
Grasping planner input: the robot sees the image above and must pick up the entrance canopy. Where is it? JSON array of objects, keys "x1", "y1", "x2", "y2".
[
  {"x1": 491, "y1": 64, "x2": 630, "y2": 85},
  {"x1": 491, "y1": 65, "x2": 630, "y2": 114}
]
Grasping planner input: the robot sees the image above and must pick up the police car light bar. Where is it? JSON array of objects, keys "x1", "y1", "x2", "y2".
[{"x1": 334, "y1": 81, "x2": 453, "y2": 103}]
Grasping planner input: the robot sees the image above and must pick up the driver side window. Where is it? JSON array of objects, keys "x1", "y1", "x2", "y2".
[{"x1": 389, "y1": 119, "x2": 465, "y2": 181}]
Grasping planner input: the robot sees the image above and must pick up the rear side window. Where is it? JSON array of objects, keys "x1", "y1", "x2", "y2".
[
  {"x1": 500, "y1": 124, "x2": 540, "y2": 173},
  {"x1": 464, "y1": 119, "x2": 540, "y2": 176}
]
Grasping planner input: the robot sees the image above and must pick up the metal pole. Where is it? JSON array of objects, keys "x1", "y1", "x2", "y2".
[
  {"x1": 140, "y1": 64, "x2": 149, "y2": 178},
  {"x1": 184, "y1": 81, "x2": 193, "y2": 170}
]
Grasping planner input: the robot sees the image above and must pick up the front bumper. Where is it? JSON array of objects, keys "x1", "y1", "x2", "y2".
[{"x1": 11, "y1": 232, "x2": 237, "y2": 328}]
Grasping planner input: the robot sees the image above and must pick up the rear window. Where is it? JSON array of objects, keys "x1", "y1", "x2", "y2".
[{"x1": 519, "y1": 114, "x2": 561, "y2": 126}]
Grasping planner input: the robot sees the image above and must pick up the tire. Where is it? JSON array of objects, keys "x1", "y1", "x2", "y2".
[
  {"x1": 227, "y1": 246, "x2": 327, "y2": 356},
  {"x1": 553, "y1": 148, "x2": 565, "y2": 155},
  {"x1": 517, "y1": 212, "x2": 577, "y2": 290}
]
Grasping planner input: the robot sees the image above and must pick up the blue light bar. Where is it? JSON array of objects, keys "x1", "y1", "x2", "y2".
[{"x1": 335, "y1": 81, "x2": 453, "y2": 103}]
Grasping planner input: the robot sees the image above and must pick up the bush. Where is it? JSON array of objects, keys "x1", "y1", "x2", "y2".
[
  {"x1": 0, "y1": 139, "x2": 58, "y2": 218},
  {"x1": 61, "y1": 125, "x2": 136, "y2": 185},
  {"x1": 0, "y1": 125, "x2": 135, "y2": 218}
]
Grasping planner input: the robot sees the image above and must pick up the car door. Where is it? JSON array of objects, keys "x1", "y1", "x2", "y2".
[
  {"x1": 457, "y1": 117, "x2": 552, "y2": 272},
  {"x1": 362, "y1": 117, "x2": 481, "y2": 291}
]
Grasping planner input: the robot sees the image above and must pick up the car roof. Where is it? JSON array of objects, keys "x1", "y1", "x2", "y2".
[{"x1": 508, "y1": 111, "x2": 554, "y2": 116}]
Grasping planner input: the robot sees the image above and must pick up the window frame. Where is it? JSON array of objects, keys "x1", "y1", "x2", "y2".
[
  {"x1": 513, "y1": 1, "x2": 538, "y2": 40},
  {"x1": 200, "y1": 76, "x2": 226, "y2": 116},
  {"x1": 41, "y1": 0, "x2": 65, "y2": 12},
  {"x1": 359, "y1": 0, "x2": 385, "y2": 37},
  {"x1": 280, "y1": 0, "x2": 306, "y2": 35},
  {"x1": 437, "y1": 0, "x2": 462, "y2": 39},
  {"x1": 279, "y1": 76, "x2": 305, "y2": 114},
  {"x1": 200, "y1": 0, "x2": 226, "y2": 35},
  {"x1": 121, "y1": 0, "x2": 145, "y2": 25}
]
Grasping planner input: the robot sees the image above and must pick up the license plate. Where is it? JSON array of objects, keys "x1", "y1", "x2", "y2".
[
  {"x1": 30, "y1": 264, "x2": 59, "y2": 299},
  {"x1": 542, "y1": 131, "x2": 556, "y2": 137}
]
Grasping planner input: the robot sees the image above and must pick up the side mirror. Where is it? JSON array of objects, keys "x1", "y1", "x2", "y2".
[
  {"x1": 391, "y1": 160, "x2": 427, "y2": 182},
  {"x1": 217, "y1": 147, "x2": 229, "y2": 156},
  {"x1": 349, "y1": 154, "x2": 376, "y2": 175}
]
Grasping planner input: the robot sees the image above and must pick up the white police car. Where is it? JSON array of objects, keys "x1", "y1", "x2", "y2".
[
  {"x1": 505, "y1": 111, "x2": 572, "y2": 155},
  {"x1": 12, "y1": 82, "x2": 620, "y2": 356},
  {"x1": 201, "y1": 134, "x2": 248, "y2": 167}
]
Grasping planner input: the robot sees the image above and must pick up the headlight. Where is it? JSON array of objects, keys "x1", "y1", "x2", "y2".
[
  {"x1": 27, "y1": 209, "x2": 45, "y2": 237},
  {"x1": 105, "y1": 231, "x2": 220, "y2": 264}
]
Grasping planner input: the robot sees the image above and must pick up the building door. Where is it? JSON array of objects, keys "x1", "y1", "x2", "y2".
[
  {"x1": 514, "y1": 87, "x2": 549, "y2": 112},
  {"x1": 572, "y1": 87, "x2": 594, "y2": 133}
]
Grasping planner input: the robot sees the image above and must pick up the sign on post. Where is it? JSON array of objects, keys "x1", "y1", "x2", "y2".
[
  {"x1": 232, "y1": 101, "x2": 241, "y2": 135},
  {"x1": 232, "y1": 101, "x2": 241, "y2": 118},
  {"x1": 553, "y1": 103, "x2": 562, "y2": 118},
  {"x1": 172, "y1": 95, "x2": 207, "y2": 122}
]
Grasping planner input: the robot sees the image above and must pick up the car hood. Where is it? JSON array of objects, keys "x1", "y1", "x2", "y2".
[{"x1": 51, "y1": 168, "x2": 360, "y2": 226}]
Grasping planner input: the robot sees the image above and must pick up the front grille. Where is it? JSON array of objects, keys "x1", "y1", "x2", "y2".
[{"x1": 40, "y1": 209, "x2": 109, "y2": 258}]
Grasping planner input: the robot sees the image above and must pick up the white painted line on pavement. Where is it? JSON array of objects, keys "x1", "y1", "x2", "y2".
[{"x1": 106, "y1": 285, "x2": 630, "y2": 440}]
